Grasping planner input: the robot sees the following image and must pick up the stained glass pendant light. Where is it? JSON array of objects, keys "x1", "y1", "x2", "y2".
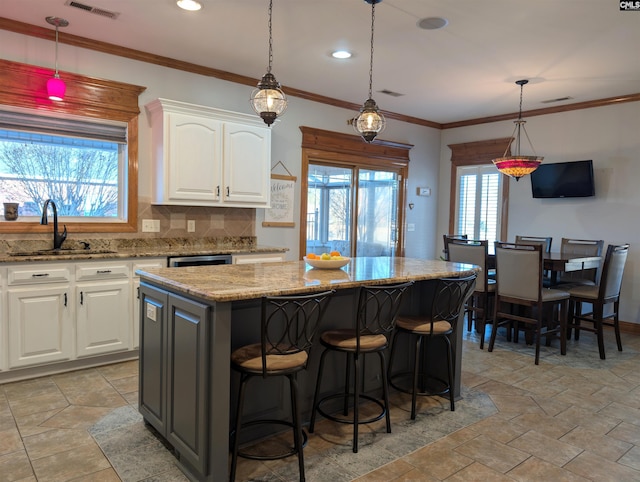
[
  {"x1": 492, "y1": 79, "x2": 543, "y2": 180},
  {"x1": 250, "y1": 0, "x2": 287, "y2": 126},
  {"x1": 45, "y1": 16, "x2": 69, "y2": 101},
  {"x1": 354, "y1": 0, "x2": 385, "y2": 143}
]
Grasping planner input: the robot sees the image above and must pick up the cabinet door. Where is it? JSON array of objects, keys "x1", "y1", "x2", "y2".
[
  {"x1": 7, "y1": 285, "x2": 73, "y2": 368},
  {"x1": 76, "y1": 279, "x2": 131, "y2": 357},
  {"x1": 166, "y1": 293, "x2": 209, "y2": 475},
  {"x1": 223, "y1": 122, "x2": 271, "y2": 205},
  {"x1": 139, "y1": 283, "x2": 168, "y2": 435},
  {"x1": 168, "y1": 112, "x2": 222, "y2": 203}
]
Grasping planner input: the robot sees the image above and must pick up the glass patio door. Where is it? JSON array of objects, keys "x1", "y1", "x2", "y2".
[{"x1": 306, "y1": 163, "x2": 400, "y2": 258}]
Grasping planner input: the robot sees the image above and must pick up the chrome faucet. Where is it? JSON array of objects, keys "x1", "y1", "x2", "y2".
[{"x1": 40, "y1": 199, "x2": 67, "y2": 250}]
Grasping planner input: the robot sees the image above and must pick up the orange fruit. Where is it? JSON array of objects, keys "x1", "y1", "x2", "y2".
[
  {"x1": 330, "y1": 250, "x2": 341, "y2": 257},
  {"x1": 306, "y1": 253, "x2": 317, "y2": 259}
]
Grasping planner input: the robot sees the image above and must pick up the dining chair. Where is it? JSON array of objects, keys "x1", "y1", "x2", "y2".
[
  {"x1": 567, "y1": 243, "x2": 630, "y2": 360},
  {"x1": 309, "y1": 281, "x2": 413, "y2": 453},
  {"x1": 229, "y1": 290, "x2": 334, "y2": 482},
  {"x1": 515, "y1": 235, "x2": 552, "y2": 252},
  {"x1": 446, "y1": 239, "x2": 495, "y2": 348},
  {"x1": 442, "y1": 233, "x2": 468, "y2": 261},
  {"x1": 489, "y1": 242, "x2": 569, "y2": 365},
  {"x1": 557, "y1": 238, "x2": 604, "y2": 287},
  {"x1": 388, "y1": 275, "x2": 476, "y2": 419}
]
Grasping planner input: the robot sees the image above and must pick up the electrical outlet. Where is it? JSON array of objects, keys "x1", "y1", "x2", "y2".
[
  {"x1": 151, "y1": 219, "x2": 160, "y2": 232},
  {"x1": 187, "y1": 220, "x2": 196, "y2": 232},
  {"x1": 142, "y1": 219, "x2": 154, "y2": 232}
]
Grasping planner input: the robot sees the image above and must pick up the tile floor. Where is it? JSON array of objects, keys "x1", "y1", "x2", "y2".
[{"x1": 1, "y1": 326, "x2": 640, "y2": 481}]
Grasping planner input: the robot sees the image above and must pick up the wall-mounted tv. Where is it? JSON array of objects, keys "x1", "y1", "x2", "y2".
[{"x1": 530, "y1": 160, "x2": 595, "y2": 198}]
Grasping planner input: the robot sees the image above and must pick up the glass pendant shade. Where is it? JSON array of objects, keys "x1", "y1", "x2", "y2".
[
  {"x1": 492, "y1": 80, "x2": 543, "y2": 181},
  {"x1": 250, "y1": 72, "x2": 287, "y2": 126},
  {"x1": 47, "y1": 75, "x2": 66, "y2": 101},
  {"x1": 46, "y1": 16, "x2": 69, "y2": 102},
  {"x1": 250, "y1": 0, "x2": 287, "y2": 126},
  {"x1": 354, "y1": 98, "x2": 386, "y2": 143}
]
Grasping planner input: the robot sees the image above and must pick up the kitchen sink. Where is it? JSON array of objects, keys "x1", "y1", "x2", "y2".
[{"x1": 9, "y1": 248, "x2": 119, "y2": 257}]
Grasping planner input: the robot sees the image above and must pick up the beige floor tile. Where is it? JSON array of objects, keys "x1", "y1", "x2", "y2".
[
  {"x1": 353, "y1": 459, "x2": 416, "y2": 481},
  {"x1": 68, "y1": 467, "x2": 121, "y2": 481},
  {"x1": 511, "y1": 412, "x2": 576, "y2": 440},
  {"x1": 404, "y1": 443, "x2": 473, "y2": 479},
  {"x1": 555, "y1": 405, "x2": 621, "y2": 435},
  {"x1": 444, "y1": 461, "x2": 516, "y2": 481},
  {"x1": 108, "y1": 374, "x2": 138, "y2": 395},
  {"x1": 0, "y1": 449, "x2": 35, "y2": 481},
  {"x1": 7, "y1": 392, "x2": 69, "y2": 419},
  {"x1": 598, "y1": 401, "x2": 640, "y2": 426},
  {"x1": 508, "y1": 429, "x2": 583, "y2": 466},
  {"x1": 39, "y1": 405, "x2": 113, "y2": 430},
  {"x1": 607, "y1": 421, "x2": 640, "y2": 445},
  {"x1": 487, "y1": 394, "x2": 544, "y2": 414},
  {"x1": 454, "y1": 434, "x2": 529, "y2": 474},
  {"x1": 564, "y1": 450, "x2": 640, "y2": 480},
  {"x1": 507, "y1": 456, "x2": 589, "y2": 482},
  {"x1": 60, "y1": 386, "x2": 128, "y2": 409},
  {"x1": 0, "y1": 411, "x2": 18, "y2": 433},
  {"x1": 392, "y1": 467, "x2": 440, "y2": 481},
  {"x1": 465, "y1": 414, "x2": 528, "y2": 444},
  {"x1": 559, "y1": 426, "x2": 632, "y2": 462},
  {"x1": 31, "y1": 442, "x2": 111, "y2": 482},
  {"x1": 22, "y1": 428, "x2": 96, "y2": 460},
  {"x1": 0, "y1": 428, "x2": 24, "y2": 457},
  {"x1": 2, "y1": 378, "x2": 59, "y2": 403},
  {"x1": 12, "y1": 409, "x2": 61, "y2": 438},
  {"x1": 619, "y1": 445, "x2": 640, "y2": 471},
  {"x1": 96, "y1": 360, "x2": 138, "y2": 381}
]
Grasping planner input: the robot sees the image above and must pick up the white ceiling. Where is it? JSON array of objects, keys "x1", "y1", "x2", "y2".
[{"x1": 3, "y1": 0, "x2": 640, "y2": 125}]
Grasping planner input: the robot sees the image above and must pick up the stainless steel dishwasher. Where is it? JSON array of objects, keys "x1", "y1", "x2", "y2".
[{"x1": 167, "y1": 254, "x2": 232, "y2": 267}]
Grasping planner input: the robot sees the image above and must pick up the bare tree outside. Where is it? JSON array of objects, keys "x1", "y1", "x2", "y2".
[{"x1": 0, "y1": 140, "x2": 119, "y2": 217}]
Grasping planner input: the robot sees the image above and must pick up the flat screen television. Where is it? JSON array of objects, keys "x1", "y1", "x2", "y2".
[{"x1": 530, "y1": 160, "x2": 595, "y2": 198}]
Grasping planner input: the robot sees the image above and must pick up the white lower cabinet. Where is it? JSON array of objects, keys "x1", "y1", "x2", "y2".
[
  {"x1": 7, "y1": 265, "x2": 73, "y2": 369},
  {"x1": 232, "y1": 252, "x2": 286, "y2": 264},
  {"x1": 1, "y1": 258, "x2": 167, "y2": 375},
  {"x1": 76, "y1": 279, "x2": 131, "y2": 357}
]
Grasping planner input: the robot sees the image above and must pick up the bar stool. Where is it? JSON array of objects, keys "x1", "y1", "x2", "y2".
[
  {"x1": 229, "y1": 290, "x2": 334, "y2": 482},
  {"x1": 388, "y1": 275, "x2": 476, "y2": 419},
  {"x1": 309, "y1": 281, "x2": 413, "y2": 453}
]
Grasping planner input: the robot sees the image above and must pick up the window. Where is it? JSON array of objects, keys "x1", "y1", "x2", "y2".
[
  {"x1": 300, "y1": 127, "x2": 410, "y2": 259},
  {"x1": 0, "y1": 110, "x2": 128, "y2": 221},
  {"x1": 0, "y1": 58, "x2": 145, "y2": 234},
  {"x1": 455, "y1": 164, "x2": 502, "y2": 243},
  {"x1": 447, "y1": 138, "x2": 511, "y2": 244}
]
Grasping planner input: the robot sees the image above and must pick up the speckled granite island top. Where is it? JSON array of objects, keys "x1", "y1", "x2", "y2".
[{"x1": 137, "y1": 256, "x2": 478, "y2": 302}]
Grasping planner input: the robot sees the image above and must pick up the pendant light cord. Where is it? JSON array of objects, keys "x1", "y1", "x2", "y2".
[
  {"x1": 368, "y1": 1, "x2": 376, "y2": 99},
  {"x1": 54, "y1": 25, "x2": 60, "y2": 75},
  {"x1": 267, "y1": 0, "x2": 273, "y2": 74}
]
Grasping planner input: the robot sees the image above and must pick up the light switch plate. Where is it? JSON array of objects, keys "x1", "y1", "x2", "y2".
[{"x1": 187, "y1": 220, "x2": 196, "y2": 232}]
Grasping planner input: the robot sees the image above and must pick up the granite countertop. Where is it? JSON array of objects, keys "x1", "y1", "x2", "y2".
[
  {"x1": 137, "y1": 256, "x2": 479, "y2": 303},
  {"x1": 0, "y1": 237, "x2": 286, "y2": 263}
]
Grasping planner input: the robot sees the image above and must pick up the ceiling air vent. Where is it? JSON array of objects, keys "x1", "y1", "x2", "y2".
[
  {"x1": 65, "y1": 1, "x2": 120, "y2": 19},
  {"x1": 378, "y1": 89, "x2": 404, "y2": 97}
]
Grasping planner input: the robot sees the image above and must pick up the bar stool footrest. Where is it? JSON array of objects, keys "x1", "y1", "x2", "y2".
[
  {"x1": 389, "y1": 371, "x2": 451, "y2": 398},
  {"x1": 234, "y1": 419, "x2": 308, "y2": 461},
  {"x1": 315, "y1": 393, "x2": 386, "y2": 425}
]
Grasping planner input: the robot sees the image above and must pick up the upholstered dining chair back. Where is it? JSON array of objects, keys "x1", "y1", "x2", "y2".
[
  {"x1": 495, "y1": 242, "x2": 543, "y2": 302},
  {"x1": 515, "y1": 235, "x2": 552, "y2": 253},
  {"x1": 600, "y1": 243, "x2": 629, "y2": 300},
  {"x1": 560, "y1": 238, "x2": 604, "y2": 285},
  {"x1": 442, "y1": 233, "x2": 468, "y2": 260},
  {"x1": 448, "y1": 239, "x2": 489, "y2": 292}
]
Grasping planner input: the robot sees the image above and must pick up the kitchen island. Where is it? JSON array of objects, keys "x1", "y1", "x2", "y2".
[{"x1": 136, "y1": 257, "x2": 477, "y2": 481}]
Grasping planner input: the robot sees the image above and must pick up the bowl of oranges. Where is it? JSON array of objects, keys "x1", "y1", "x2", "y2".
[{"x1": 304, "y1": 251, "x2": 350, "y2": 269}]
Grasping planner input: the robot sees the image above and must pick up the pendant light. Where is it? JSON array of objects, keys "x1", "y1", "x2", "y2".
[
  {"x1": 250, "y1": 0, "x2": 287, "y2": 126},
  {"x1": 45, "y1": 16, "x2": 69, "y2": 102},
  {"x1": 353, "y1": 0, "x2": 385, "y2": 143},
  {"x1": 492, "y1": 80, "x2": 544, "y2": 181}
]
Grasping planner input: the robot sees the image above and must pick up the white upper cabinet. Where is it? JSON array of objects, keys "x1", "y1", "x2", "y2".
[{"x1": 145, "y1": 99, "x2": 271, "y2": 208}]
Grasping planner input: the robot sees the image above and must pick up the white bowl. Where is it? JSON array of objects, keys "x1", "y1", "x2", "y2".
[{"x1": 304, "y1": 256, "x2": 351, "y2": 269}]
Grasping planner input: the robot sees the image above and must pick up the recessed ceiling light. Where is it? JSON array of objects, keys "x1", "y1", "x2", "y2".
[
  {"x1": 417, "y1": 17, "x2": 448, "y2": 30},
  {"x1": 177, "y1": 0, "x2": 202, "y2": 11},
  {"x1": 331, "y1": 50, "x2": 353, "y2": 59}
]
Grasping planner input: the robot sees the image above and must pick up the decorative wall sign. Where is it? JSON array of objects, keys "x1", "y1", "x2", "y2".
[{"x1": 263, "y1": 162, "x2": 297, "y2": 227}]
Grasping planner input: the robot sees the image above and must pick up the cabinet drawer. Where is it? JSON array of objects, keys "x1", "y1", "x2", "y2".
[
  {"x1": 76, "y1": 262, "x2": 130, "y2": 281},
  {"x1": 8, "y1": 265, "x2": 71, "y2": 285}
]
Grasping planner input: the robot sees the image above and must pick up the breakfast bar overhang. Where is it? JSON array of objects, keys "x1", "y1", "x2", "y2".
[{"x1": 136, "y1": 257, "x2": 478, "y2": 480}]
